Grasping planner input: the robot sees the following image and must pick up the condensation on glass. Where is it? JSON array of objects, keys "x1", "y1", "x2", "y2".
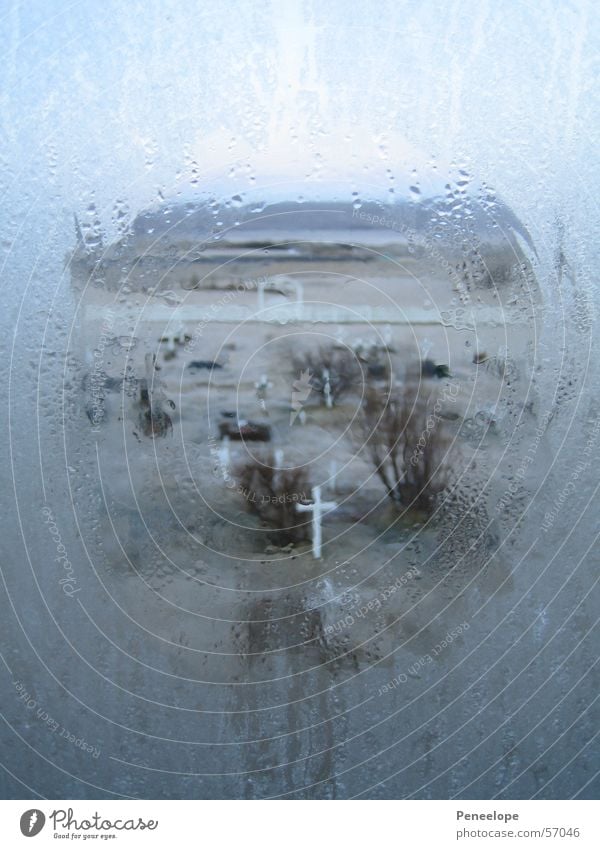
[{"x1": 0, "y1": 1, "x2": 598, "y2": 800}]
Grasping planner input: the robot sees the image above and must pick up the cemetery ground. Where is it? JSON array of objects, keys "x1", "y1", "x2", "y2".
[{"x1": 85, "y1": 287, "x2": 527, "y2": 684}]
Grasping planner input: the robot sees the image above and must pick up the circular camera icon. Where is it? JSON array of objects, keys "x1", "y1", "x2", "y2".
[{"x1": 20, "y1": 809, "x2": 45, "y2": 837}]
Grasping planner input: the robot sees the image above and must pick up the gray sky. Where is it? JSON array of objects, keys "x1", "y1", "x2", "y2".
[{"x1": 0, "y1": 0, "x2": 597, "y2": 245}]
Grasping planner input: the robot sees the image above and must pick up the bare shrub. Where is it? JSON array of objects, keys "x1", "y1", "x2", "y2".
[
  {"x1": 290, "y1": 344, "x2": 364, "y2": 405},
  {"x1": 234, "y1": 454, "x2": 311, "y2": 545},
  {"x1": 137, "y1": 354, "x2": 173, "y2": 438},
  {"x1": 357, "y1": 382, "x2": 454, "y2": 515},
  {"x1": 138, "y1": 390, "x2": 173, "y2": 437}
]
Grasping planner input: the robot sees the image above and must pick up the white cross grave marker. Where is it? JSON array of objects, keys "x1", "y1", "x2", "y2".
[
  {"x1": 218, "y1": 436, "x2": 230, "y2": 479},
  {"x1": 272, "y1": 448, "x2": 284, "y2": 489},
  {"x1": 296, "y1": 485, "x2": 337, "y2": 559},
  {"x1": 322, "y1": 368, "x2": 333, "y2": 408},
  {"x1": 255, "y1": 373, "x2": 272, "y2": 410}
]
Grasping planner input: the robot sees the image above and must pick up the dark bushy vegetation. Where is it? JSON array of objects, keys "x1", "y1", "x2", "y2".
[
  {"x1": 290, "y1": 345, "x2": 364, "y2": 405},
  {"x1": 357, "y1": 383, "x2": 453, "y2": 515},
  {"x1": 235, "y1": 455, "x2": 312, "y2": 545}
]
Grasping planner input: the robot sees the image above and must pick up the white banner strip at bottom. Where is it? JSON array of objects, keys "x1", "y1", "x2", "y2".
[{"x1": 0, "y1": 800, "x2": 598, "y2": 848}]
